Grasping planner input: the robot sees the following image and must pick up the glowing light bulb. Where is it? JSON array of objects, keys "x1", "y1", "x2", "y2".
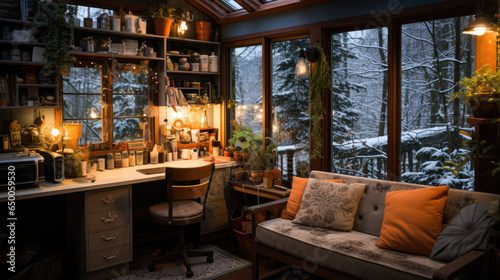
[
  {"x1": 178, "y1": 21, "x2": 187, "y2": 35},
  {"x1": 51, "y1": 128, "x2": 60, "y2": 137}
]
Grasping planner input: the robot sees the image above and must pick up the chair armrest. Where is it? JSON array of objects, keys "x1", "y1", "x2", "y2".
[
  {"x1": 246, "y1": 197, "x2": 289, "y2": 214},
  {"x1": 432, "y1": 250, "x2": 487, "y2": 280},
  {"x1": 246, "y1": 198, "x2": 289, "y2": 240}
]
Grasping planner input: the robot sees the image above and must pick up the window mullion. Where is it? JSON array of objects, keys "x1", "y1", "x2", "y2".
[{"x1": 387, "y1": 21, "x2": 402, "y2": 181}]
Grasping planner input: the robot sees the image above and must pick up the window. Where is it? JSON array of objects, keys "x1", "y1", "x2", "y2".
[
  {"x1": 229, "y1": 45, "x2": 263, "y2": 135},
  {"x1": 62, "y1": 67, "x2": 103, "y2": 144},
  {"x1": 112, "y1": 67, "x2": 149, "y2": 143},
  {"x1": 331, "y1": 28, "x2": 389, "y2": 179},
  {"x1": 72, "y1": 5, "x2": 115, "y2": 28},
  {"x1": 221, "y1": 0, "x2": 244, "y2": 11},
  {"x1": 62, "y1": 64, "x2": 150, "y2": 145},
  {"x1": 399, "y1": 16, "x2": 475, "y2": 189},
  {"x1": 271, "y1": 37, "x2": 310, "y2": 170}
]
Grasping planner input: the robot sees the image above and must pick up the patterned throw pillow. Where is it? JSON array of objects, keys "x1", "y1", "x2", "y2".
[{"x1": 293, "y1": 179, "x2": 366, "y2": 231}]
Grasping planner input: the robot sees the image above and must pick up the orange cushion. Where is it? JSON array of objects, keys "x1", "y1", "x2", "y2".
[
  {"x1": 375, "y1": 186, "x2": 449, "y2": 256},
  {"x1": 281, "y1": 177, "x2": 342, "y2": 220}
]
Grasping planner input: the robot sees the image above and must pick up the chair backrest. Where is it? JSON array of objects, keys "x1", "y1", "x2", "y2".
[{"x1": 165, "y1": 163, "x2": 215, "y2": 223}]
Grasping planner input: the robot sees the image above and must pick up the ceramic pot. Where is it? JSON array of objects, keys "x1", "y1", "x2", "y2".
[
  {"x1": 195, "y1": 21, "x2": 211, "y2": 41},
  {"x1": 267, "y1": 169, "x2": 282, "y2": 179},
  {"x1": 224, "y1": 151, "x2": 233, "y2": 157},
  {"x1": 250, "y1": 170, "x2": 265, "y2": 182},
  {"x1": 154, "y1": 18, "x2": 173, "y2": 37},
  {"x1": 469, "y1": 94, "x2": 500, "y2": 118},
  {"x1": 234, "y1": 171, "x2": 245, "y2": 181}
]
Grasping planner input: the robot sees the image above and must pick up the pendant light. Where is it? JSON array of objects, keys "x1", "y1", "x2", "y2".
[{"x1": 463, "y1": 0, "x2": 498, "y2": 36}]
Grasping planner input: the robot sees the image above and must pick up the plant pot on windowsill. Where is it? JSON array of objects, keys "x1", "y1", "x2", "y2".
[
  {"x1": 469, "y1": 93, "x2": 500, "y2": 118},
  {"x1": 267, "y1": 169, "x2": 282, "y2": 179},
  {"x1": 234, "y1": 170, "x2": 246, "y2": 181},
  {"x1": 250, "y1": 170, "x2": 265, "y2": 182}
]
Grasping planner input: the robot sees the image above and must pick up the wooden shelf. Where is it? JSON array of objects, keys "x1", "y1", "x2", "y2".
[
  {"x1": 0, "y1": 18, "x2": 32, "y2": 25},
  {"x1": 0, "y1": 40, "x2": 44, "y2": 46},
  {"x1": 166, "y1": 53, "x2": 191, "y2": 58},
  {"x1": 17, "y1": 83, "x2": 57, "y2": 88},
  {"x1": 467, "y1": 117, "x2": 499, "y2": 125},
  {"x1": 73, "y1": 52, "x2": 164, "y2": 61},
  {"x1": 0, "y1": 105, "x2": 59, "y2": 109},
  {"x1": 72, "y1": 26, "x2": 164, "y2": 39},
  {"x1": 176, "y1": 87, "x2": 201, "y2": 90},
  {"x1": 167, "y1": 70, "x2": 219, "y2": 75},
  {"x1": 167, "y1": 37, "x2": 220, "y2": 45},
  {"x1": 0, "y1": 60, "x2": 45, "y2": 66}
]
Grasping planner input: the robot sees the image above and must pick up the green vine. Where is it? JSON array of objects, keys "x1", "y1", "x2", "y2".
[
  {"x1": 309, "y1": 44, "x2": 331, "y2": 159},
  {"x1": 33, "y1": 2, "x2": 76, "y2": 81}
]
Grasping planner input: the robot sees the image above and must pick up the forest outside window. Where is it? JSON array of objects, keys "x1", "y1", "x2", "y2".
[
  {"x1": 229, "y1": 45, "x2": 263, "y2": 136},
  {"x1": 62, "y1": 67, "x2": 103, "y2": 145},
  {"x1": 271, "y1": 37, "x2": 310, "y2": 173},
  {"x1": 331, "y1": 27, "x2": 389, "y2": 179},
  {"x1": 399, "y1": 16, "x2": 475, "y2": 190}
]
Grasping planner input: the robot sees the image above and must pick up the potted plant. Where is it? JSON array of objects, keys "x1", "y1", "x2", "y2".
[
  {"x1": 228, "y1": 119, "x2": 262, "y2": 162},
  {"x1": 247, "y1": 150, "x2": 265, "y2": 182},
  {"x1": 145, "y1": 7, "x2": 178, "y2": 37},
  {"x1": 224, "y1": 145, "x2": 235, "y2": 157},
  {"x1": 453, "y1": 65, "x2": 500, "y2": 118},
  {"x1": 33, "y1": 2, "x2": 76, "y2": 82},
  {"x1": 233, "y1": 167, "x2": 246, "y2": 181},
  {"x1": 263, "y1": 138, "x2": 281, "y2": 179}
]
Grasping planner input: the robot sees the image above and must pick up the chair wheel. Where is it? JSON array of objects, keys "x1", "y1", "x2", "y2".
[
  {"x1": 207, "y1": 256, "x2": 214, "y2": 263},
  {"x1": 148, "y1": 264, "x2": 155, "y2": 272},
  {"x1": 186, "y1": 269, "x2": 194, "y2": 278}
]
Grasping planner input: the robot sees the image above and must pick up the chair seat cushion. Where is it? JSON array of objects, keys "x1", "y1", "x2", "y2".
[
  {"x1": 256, "y1": 218, "x2": 446, "y2": 280},
  {"x1": 149, "y1": 200, "x2": 203, "y2": 220}
]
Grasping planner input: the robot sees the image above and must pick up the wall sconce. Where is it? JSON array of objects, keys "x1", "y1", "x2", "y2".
[
  {"x1": 462, "y1": 0, "x2": 498, "y2": 36},
  {"x1": 295, "y1": 46, "x2": 319, "y2": 80}
]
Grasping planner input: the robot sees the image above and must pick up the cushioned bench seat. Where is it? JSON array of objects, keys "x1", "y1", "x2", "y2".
[{"x1": 256, "y1": 218, "x2": 446, "y2": 280}]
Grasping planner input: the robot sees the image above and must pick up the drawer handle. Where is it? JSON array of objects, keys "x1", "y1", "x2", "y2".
[
  {"x1": 101, "y1": 195, "x2": 116, "y2": 204},
  {"x1": 102, "y1": 233, "x2": 118, "y2": 241},
  {"x1": 101, "y1": 213, "x2": 118, "y2": 224},
  {"x1": 103, "y1": 252, "x2": 118, "y2": 261},
  {"x1": 210, "y1": 189, "x2": 220, "y2": 196}
]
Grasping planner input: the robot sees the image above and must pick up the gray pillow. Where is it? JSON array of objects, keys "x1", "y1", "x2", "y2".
[
  {"x1": 430, "y1": 202, "x2": 496, "y2": 261},
  {"x1": 293, "y1": 178, "x2": 366, "y2": 231}
]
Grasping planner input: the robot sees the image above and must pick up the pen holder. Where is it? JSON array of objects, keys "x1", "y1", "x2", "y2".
[{"x1": 167, "y1": 152, "x2": 172, "y2": 162}]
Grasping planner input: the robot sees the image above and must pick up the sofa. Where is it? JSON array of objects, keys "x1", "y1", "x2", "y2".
[{"x1": 248, "y1": 171, "x2": 500, "y2": 280}]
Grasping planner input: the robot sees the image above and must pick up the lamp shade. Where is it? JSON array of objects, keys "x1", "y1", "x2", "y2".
[
  {"x1": 64, "y1": 123, "x2": 82, "y2": 151},
  {"x1": 295, "y1": 50, "x2": 310, "y2": 80},
  {"x1": 463, "y1": 15, "x2": 498, "y2": 36}
]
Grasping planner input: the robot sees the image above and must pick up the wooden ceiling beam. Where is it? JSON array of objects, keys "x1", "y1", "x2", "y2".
[
  {"x1": 235, "y1": 0, "x2": 261, "y2": 12},
  {"x1": 186, "y1": 0, "x2": 226, "y2": 21},
  {"x1": 214, "y1": 0, "x2": 234, "y2": 13}
]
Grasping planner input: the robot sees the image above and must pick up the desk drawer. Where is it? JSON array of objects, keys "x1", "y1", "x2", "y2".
[
  {"x1": 211, "y1": 170, "x2": 228, "y2": 186},
  {"x1": 201, "y1": 213, "x2": 229, "y2": 234},
  {"x1": 88, "y1": 208, "x2": 130, "y2": 232},
  {"x1": 87, "y1": 244, "x2": 131, "y2": 272},
  {"x1": 88, "y1": 226, "x2": 131, "y2": 253},
  {"x1": 204, "y1": 199, "x2": 227, "y2": 218},
  {"x1": 206, "y1": 182, "x2": 225, "y2": 202},
  {"x1": 87, "y1": 187, "x2": 130, "y2": 213}
]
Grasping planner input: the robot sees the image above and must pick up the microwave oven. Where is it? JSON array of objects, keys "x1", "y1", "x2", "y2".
[{"x1": 0, "y1": 152, "x2": 45, "y2": 187}]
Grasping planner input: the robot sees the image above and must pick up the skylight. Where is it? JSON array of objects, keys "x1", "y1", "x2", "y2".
[{"x1": 221, "y1": 0, "x2": 244, "y2": 11}]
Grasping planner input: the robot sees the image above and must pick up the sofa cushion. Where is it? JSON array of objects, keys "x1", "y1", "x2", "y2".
[
  {"x1": 256, "y1": 218, "x2": 446, "y2": 280},
  {"x1": 293, "y1": 179, "x2": 366, "y2": 231},
  {"x1": 375, "y1": 186, "x2": 449, "y2": 256},
  {"x1": 430, "y1": 202, "x2": 496, "y2": 261},
  {"x1": 281, "y1": 177, "x2": 342, "y2": 220}
]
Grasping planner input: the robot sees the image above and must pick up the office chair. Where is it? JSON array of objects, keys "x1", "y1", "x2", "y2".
[{"x1": 147, "y1": 163, "x2": 215, "y2": 278}]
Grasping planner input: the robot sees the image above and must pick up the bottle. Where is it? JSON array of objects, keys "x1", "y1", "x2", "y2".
[
  {"x1": 208, "y1": 52, "x2": 218, "y2": 73},
  {"x1": 122, "y1": 151, "x2": 129, "y2": 167},
  {"x1": 107, "y1": 153, "x2": 114, "y2": 169},
  {"x1": 129, "y1": 150, "x2": 136, "y2": 166},
  {"x1": 200, "y1": 54, "x2": 208, "y2": 71},
  {"x1": 191, "y1": 52, "x2": 200, "y2": 72}
]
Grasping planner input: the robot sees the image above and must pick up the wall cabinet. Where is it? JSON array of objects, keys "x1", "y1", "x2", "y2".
[{"x1": 67, "y1": 186, "x2": 132, "y2": 279}]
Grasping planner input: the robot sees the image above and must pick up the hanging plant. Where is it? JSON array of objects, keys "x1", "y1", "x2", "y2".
[
  {"x1": 309, "y1": 44, "x2": 331, "y2": 159},
  {"x1": 33, "y1": 1, "x2": 76, "y2": 82}
]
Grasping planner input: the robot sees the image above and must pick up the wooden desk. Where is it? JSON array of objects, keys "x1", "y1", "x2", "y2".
[{"x1": 229, "y1": 181, "x2": 290, "y2": 200}]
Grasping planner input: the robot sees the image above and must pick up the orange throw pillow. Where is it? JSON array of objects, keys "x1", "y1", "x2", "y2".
[
  {"x1": 281, "y1": 177, "x2": 342, "y2": 220},
  {"x1": 375, "y1": 185, "x2": 449, "y2": 256}
]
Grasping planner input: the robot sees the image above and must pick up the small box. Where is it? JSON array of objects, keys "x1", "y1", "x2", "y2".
[
  {"x1": 32, "y1": 46, "x2": 45, "y2": 62},
  {"x1": 110, "y1": 43, "x2": 123, "y2": 54},
  {"x1": 122, "y1": 39, "x2": 138, "y2": 56}
]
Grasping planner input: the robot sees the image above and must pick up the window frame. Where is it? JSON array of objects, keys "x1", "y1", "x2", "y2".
[
  {"x1": 222, "y1": 32, "x2": 310, "y2": 151},
  {"x1": 324, "y1": 8, "x2": 476, "y2": 181}
]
